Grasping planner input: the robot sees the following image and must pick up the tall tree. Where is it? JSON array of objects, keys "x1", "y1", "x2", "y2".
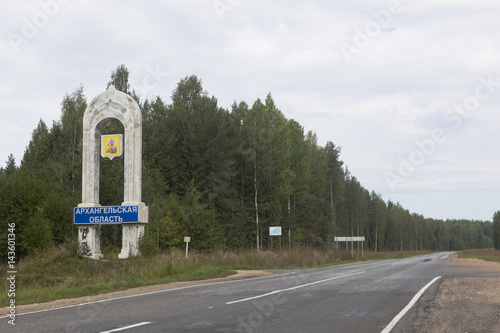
[
  {"x1": 325, "y1": 142, "x2": 343, "y2": 237},
  {"x1": 22, "y1": 119, "x2": 49, "y2": 172},
  {"x1": 4, "y1": 154, "x2": 17, "y2": 176},
  {"x1": 107, "y1": 64, "x2": 130, "y2": 94},
  {"x1": 60, "y1": 86, "x2": 87, "y2": 193},
  {"x1": 249, "y1": 99, "x2": 266, "y2": 250},
  {"x1": 493, "y1": 211, "x2": 500, "y2": 250},
  {"x1": 369, "y1": 192, "x2": 387, "y2": 251}
]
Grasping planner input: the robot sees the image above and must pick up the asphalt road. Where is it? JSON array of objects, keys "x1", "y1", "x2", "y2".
[{"x1": 3, "y1": 252, "x2": 500, "y2": 333}]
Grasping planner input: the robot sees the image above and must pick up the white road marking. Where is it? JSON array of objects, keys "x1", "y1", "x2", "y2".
[
  {"x1": 380, "y1": 276, "x2": 442, "y2": 333},
  {"x1": 225, "y1": 271, "x2": 365, "y2": 305},
  {"x1": 1, "y1": 271, "x2": 295, "y2": 319},
  {"x1": 100, "y1": 321, "x2": 151, "y2": 332}
]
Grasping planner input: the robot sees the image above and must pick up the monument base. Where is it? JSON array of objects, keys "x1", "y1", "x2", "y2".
[
  {"x1": 119, "y1": 223, "x2": 145, "y2": 259},
  {"x1": 78, "y1": 225, "x2": 103, "y2": 260}
]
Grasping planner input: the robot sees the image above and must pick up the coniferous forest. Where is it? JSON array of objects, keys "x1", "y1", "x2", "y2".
[{"x1": 1, "y1": 65, "x2": 499, "y2": 259}]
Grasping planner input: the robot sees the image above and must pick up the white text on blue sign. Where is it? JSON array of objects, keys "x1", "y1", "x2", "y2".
[{"x1": 74, "y1": 206, "x2": 139, "y2": 224}]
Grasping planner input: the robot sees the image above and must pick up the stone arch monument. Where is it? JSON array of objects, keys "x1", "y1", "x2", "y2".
[{"x1": 75, "y1": 85, "x2": 148, "y2": 259}]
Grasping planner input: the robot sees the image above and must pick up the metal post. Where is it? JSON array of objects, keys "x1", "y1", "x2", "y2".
[
  {"x1": 288, "y1": 229, "x2": 291, "y2": 249},
  {"x1": 184, "y1": 236, "x2": 190, "y2": 257}
]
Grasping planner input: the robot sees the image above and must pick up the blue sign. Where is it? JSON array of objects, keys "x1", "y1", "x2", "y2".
[
  {"x1": 269, "y1": 226, "x2": 282, "y2": 236},
  {"x1": 74, "y1": 206, "x2": 139, "y2": 224}
]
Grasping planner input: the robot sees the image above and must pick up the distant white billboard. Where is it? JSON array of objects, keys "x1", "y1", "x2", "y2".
[
  {"x1": 334, "y1": 237, "x2": 365, "y2": 242},
  {"x1": 269, "y1": 226, "x2": 282, "y2": 236}
]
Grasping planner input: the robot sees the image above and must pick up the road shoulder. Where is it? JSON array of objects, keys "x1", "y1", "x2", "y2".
[
  {"x1": 395, "y1": 253, "x2": 500, "y2": 333},
  {"x1": 6, "y1": 270, "x2": 275, "y2": 315}
]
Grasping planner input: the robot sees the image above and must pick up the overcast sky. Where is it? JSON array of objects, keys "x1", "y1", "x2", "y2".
[{"x1": 1, "y1": 0, "x2": 500, "y2": 221}]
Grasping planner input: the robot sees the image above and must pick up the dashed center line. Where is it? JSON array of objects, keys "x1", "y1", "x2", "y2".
[
  {"x1": 100, "y1": 321, "x2": 151, "y2": 333},
  {"x1": 226, "y1": 271, "x2": 365, "y2": 305}
]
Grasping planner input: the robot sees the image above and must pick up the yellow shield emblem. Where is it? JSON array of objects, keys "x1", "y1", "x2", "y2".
[{"x1": 101, "y1": 134, "x2": 123, "y2": 160}]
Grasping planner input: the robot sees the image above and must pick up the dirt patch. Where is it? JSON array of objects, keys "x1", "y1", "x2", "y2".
[
  {"x1": 414, "y1": 254, "x2": 500, "y2": 333},
  {"x1": 448, "y1": 252, "x2": 500, "y2": 269},
  {"x1": 6, "y1": 270, "x2": 274, "y2": 315},
  {"x1": 418, "y1": 276, "x2": 500, "y2": 333}
]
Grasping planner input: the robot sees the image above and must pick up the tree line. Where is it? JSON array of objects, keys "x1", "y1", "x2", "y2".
[{"x1": 1, "y1": 65, "x2": 498, "y2": 258}]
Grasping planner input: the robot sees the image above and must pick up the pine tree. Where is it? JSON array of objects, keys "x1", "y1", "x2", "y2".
[
  {"x1": 4, "y1": 154, "x2": 17, "y2": 176},
  {"x1": 107, "y1": 64, "x2": 130, "y2": 94},
  {"x1": 493, "y1": 211, "x2": 500, "y2": 250}
]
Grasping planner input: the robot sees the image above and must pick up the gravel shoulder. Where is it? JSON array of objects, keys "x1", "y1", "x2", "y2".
[{"x1": 405, "y1": 253, "x2": 500, "y2": 333}]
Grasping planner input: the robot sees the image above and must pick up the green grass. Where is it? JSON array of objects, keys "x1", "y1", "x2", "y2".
[
  {"x1": 0, "y1": 245, "x2": 233, "y2": 306},
  {"x1": 458, "y1": 248, "x2": 500, "y2": 263},
  {"x1": 9, "y1": 264, "x2": 231, "y2": 306},
  {"x1": 0, "y1": 242, "x2": 432, "y2": 307}
]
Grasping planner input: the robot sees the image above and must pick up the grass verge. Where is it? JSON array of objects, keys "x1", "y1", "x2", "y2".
[
  {"x1": 458, "y1": 248, "x2": 500, "y2": 263},
  {"x1": 1, "y1": 243, "x2": 431, "y2": 307}
]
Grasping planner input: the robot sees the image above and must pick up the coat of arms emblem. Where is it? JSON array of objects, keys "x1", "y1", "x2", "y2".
[{"x1": 101, "y1": 134, "x2": 123, "y2": 160}]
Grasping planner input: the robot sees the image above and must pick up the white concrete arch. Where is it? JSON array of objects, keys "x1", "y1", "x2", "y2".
[
  {"x1": 81, "y1": 85, "x2": 142, "y2": 205},
  {"x1": 78, "y1": 85, "x2": 148, "y2": 259}
]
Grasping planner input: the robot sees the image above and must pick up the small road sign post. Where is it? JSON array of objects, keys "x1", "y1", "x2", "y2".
[
  {"x1": 184, "y1": 237, "x2": 191, "y2": 257},
  {"x1": 269, "y1": 227, "x2": 282, "y2": 252},
  {"x1": 334, "y1": 236, "x2": 365, "y2": 257}
]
